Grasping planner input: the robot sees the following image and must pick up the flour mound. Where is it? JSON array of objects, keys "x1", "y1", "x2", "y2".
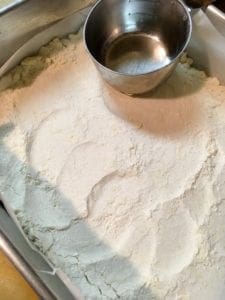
[{"x1": 0, "y1": 32, "x2": 225, "y2": 299}]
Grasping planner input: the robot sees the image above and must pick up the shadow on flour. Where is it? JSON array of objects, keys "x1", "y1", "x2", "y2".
[
  {"x1": 138, "y1": 63, "x2": 206, "y2": 100},
  {"x1": 103, "y1": 82, "x2": 202, "y2": 138},
  {"x1": 102, "y1": 57, "x2": 206, "y2": 138},
  {"x1": 0, "y1": 123, "x2": 158, "y2": 300}
]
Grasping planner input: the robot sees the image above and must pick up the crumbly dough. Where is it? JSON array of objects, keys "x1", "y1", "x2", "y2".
[{"x1": 0, "y1": 31, "x2": 225, "y2": 299}]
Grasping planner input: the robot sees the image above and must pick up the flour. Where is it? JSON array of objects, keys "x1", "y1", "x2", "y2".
[{"x1": 0, "y1": 31, "x2": 225, "y2": 299}]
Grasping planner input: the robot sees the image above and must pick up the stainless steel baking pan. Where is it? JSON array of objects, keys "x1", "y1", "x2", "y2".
[
  {"x1": 0, "y1": 0, "x2": 94, "y2": 67},
  {"x1": 188, "y1": 5, "x2": 225, "y2": 83},
  {"x1": 0, "y1": 2, "x2": 225, "y2": 299},
  {"x1": 206, "y1": 3, "x2": 225, "y2": 36}
]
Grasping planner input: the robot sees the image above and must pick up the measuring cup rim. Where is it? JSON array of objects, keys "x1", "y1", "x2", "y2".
[{"x1": 84, "y1": 0, "x2": 193, "y2": 77}]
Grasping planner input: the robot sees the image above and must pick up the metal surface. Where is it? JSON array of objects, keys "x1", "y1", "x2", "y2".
[
  {"x1": 84, "y1": 0, "x2": 192, "y2": 95},
  {"x1": 0, "y1": 0, "x2": 27, "y2": 15},
  {"x1": 188, "y1": 6, "x2": 225, "y2": 84},
  {"x1": 205, "y1": 4, "x2": 225, "y2": 36},
  {"x1": 0, "y1": 6, "x2": 91, "y2": 78},
  {"x1": 0, "y1": 0, "x2": 93, "y2": 67},
  {"x1": 0, "y1": 205, "x2": 81, "y2": 299}
]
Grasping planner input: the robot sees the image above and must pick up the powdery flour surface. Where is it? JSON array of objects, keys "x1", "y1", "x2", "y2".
[{"x1": 0, "y1": 32, "x2": 225, "y2": 299}]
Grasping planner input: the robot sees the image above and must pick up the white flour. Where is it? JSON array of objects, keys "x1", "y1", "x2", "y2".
[{"x1": 0, "y1": 31, "x2": 225, "y2": 299}]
